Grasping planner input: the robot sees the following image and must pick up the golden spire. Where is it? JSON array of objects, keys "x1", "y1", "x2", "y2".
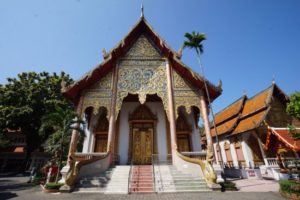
[{"x1": 141, "y1": 2, "x2": 144, "y2": 18}]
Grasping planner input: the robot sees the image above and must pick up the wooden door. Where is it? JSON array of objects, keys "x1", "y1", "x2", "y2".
[
  {"x1": 177, "y1": 134, "x2": 190, "y2": 152},
  {"x1": 132, "y1": 128, "x2": 153, "y2": 164},
  {"x1": 94, "y1": 134, "x2": 108, "y2": 152}
]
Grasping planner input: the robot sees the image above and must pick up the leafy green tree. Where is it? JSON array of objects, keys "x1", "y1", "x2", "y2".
[
  {"x1": 182, "y1": 31, "x2": 206, "y2": 55},
  {"x1": 0, "y1": 134, "x2": 9, "y2": 148},
  {"x1": 40, "y1": 105, "x2": 85, "y2": 182},
  {"x1": 0, "y1": 72, "x2": 73, "y2": 171},
  {"x1": 287, "y1": 92, "x2": 300, "y2": 120},
  {"x1": 287, "y1": 92, "x2": 300, "y2": 140}
]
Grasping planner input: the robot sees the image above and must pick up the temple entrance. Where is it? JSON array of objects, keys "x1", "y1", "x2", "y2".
[
  {"x1": 128, "y1": 103, "x2": 158, "y2": 165},
  {"x1": 132, "y1": 126, "x2": 153, "y2": 164}
]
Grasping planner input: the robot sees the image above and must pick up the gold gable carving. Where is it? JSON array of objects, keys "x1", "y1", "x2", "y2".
[
  {"x1": 81, "y1": 71, "x2": 113, "y2": 119},
  {"x1": 124, "y1": 34, "x2": 161, "y2": 59},
  {"x1": 116, "y1": 33, "x2": 169, "y2": 120},
  {"x1": 173, "y1": 70, "x2": 202, "y2": 119},
  {"x1": 116, "y1": 65, "x2": 168, "y2": 119}
]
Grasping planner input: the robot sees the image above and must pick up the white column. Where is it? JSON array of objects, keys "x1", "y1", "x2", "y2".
[
  {"x1": 230, "y1": 143, "x2": 239, "y2": 167},
  {"x1": 241, "y1": 135, "x2": 253, "y2": 168}
]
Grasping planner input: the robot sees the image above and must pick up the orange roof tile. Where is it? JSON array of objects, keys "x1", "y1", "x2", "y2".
[
  {"x1": 210, "y1": 96, "x2": 246, "y2": 137},
  {"x1": 240, "y1": 86, "x2": 272, "y2": 117},
  {"x1": 214, "y1": 96, "x2": 246, "y2": 125},
  {"x1": 211, "y1": 116, "x2": 239, "y2": 136},
  {"x1": 14, "y1": 147, "x2": 25, "y2": 153},
  {"x1": 268, "y1": 128, "x2": 300, "y2": 151},
  {"x1": 208, "y1": 83, "x2": 290, "y2": 139},
  {"x1": 232, "y1": 108, "x2": 269, "y2": 134}
]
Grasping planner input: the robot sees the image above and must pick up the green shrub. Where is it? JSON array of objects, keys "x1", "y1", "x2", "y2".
[
  {"x1": 44, "y1": 182, "x2": 63, "y2": 190},
  {"x1": 220, "y1": 181, "x2": 237, "y2": 189},
  {"x1": 279, "y1": 180, "x2": 300, "y2": 195}
]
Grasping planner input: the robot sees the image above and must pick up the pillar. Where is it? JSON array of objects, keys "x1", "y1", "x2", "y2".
[
  {"x1": 166, "y1": 60, "x2": 177, "y2": 160},
  {"x1": 199, "y1": 95, "x2": 214, "y2": 163},
  {"x1": 107, "y1": 64, "x2": 118, "y2": 154}
]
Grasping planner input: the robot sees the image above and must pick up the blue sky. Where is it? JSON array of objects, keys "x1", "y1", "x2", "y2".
[{"x1": 0, "y1": 0, "x2": 299, "y2": 113}]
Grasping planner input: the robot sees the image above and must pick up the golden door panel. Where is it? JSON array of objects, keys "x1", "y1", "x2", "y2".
[
  {"x1": 177, "y1": 135, "x2": 190, "y2": 152},
  {"x1": 132, "y1": 128, "x2": 153, "y2": 164},
  {"x1": 94, "y1": 135, "x2": 108, "y2": 152}
]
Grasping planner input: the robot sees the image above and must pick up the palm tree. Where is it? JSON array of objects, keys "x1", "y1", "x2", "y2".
[
  {"x1": 182, "y1": 31, "x2": 223, "y2": 166},
  {"x1": 39, "y1": 105, "x2": 85, "y2": 183}
]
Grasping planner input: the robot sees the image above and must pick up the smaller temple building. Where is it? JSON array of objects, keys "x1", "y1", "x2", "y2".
[
  {"x1": 209, "y1": 83, "x2": 300, "y2": 180},
  {"x1": 0, "y1": 129, "x2": 50, "y2": 172}
]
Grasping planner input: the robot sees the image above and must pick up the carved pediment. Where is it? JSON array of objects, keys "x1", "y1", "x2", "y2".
[{"x1": 124, "y1": 34, "x2": 161, "y2": 59}]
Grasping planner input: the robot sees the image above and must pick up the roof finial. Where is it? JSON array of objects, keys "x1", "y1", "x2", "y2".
[
  {"x1": 243, "y1": 89, "x2": 247, "y2": 96},
  {"x1": 272, "y1": 74, "x2": 276, "y2": 84},
  {"x1": 140, "y1": 2, "x2": 144, "y2": 18}
]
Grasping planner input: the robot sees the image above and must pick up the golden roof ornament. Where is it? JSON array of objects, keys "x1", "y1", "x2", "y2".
[{"x1": 140, "y1": 3, "x2": 144, "y2": 18}]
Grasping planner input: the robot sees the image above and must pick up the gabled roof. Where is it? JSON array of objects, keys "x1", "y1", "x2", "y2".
[
  {"x1": 210, "y1": 96, "x2": 246, "y2": 136},
  {"x1": 62, "y1": 17, "x2": 222, "y2": 102},
  {"x1": 211, "y1": 83, "x2": 289, "y2": 137},
  {"x1": 265, "y1": 127, "x2": 300, "y2": 151}
]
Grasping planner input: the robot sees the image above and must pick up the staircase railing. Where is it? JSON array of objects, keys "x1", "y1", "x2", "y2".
[
  {"x1": 181, "y1": 151, "x2": 207, "y2": 161},
  {"x1": 152, "y1": 154, "x2": 156, "y2": 193},
  {"x1": 127, "y1": 160, "x2": 133, "y2": 194},
  {"x1": 64, "y1": 152, "x2": 109, "y2": 188},
  {"x1": 175, "y1": 151, "x2": 217, "y2": 187},
  {"x1": 152, "y1": 154, "x2": 172, "y2": 192}
]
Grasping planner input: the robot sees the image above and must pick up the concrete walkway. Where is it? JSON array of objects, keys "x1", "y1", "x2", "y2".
[
  {"x1": 0, "y1": 175, "x2": 284, "y2": 200},
  {"x1": 232, "y1": 179, "x2": 279, "y2": 192}
]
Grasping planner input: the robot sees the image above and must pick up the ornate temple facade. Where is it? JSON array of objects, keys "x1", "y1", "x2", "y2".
[
  {"x1": 60, "y1": 16, "x2": 222, "y2": 192},
  {"x1": 209, "y1": 83, "x2": 300, "y2": 180}
]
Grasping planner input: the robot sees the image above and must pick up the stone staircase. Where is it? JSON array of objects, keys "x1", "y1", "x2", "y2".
[
  {"x1": 129, "y1": 165, "x2": 154, "y2": 194},
  {"x1": 73, "y1": 165, "x2": 130, "y2": 193},
  {"x1": 73, "y1": 164, "x2": 211, "y2": 193},
  {"x1": 154, "y1": 164, "x2": 211, "y2": 193}
]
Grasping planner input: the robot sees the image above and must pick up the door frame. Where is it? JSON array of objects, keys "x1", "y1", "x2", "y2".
[{"x1": 128, "y1": 121, "x2": 157, "y2": 164}]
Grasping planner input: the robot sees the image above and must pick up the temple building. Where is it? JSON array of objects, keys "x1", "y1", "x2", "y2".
[
  {"x1": 210, "y1": 83, "x2": 300, "y2": 180},
  {"x1": 60, "y1": 15, "x2": 222, "y2": 193}
]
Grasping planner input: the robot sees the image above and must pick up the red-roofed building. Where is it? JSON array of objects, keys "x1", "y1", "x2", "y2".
[{"x1": 0, "y1": 129, "x2": 51, "y2": 172}]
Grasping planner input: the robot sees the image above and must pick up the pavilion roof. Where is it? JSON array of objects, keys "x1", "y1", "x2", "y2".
[
  {"x1": 264, "y1": 127, "x2": 300, "y2": 151},
  {"x1": 62, "y1": 17, "x2": 222, "y2": 103},
  {"x1": 211, "y1": 83, "x2": 289, "y2": 137},
  {"x1": 210, "y1": 96, "x2": 246, "y2": 136}
]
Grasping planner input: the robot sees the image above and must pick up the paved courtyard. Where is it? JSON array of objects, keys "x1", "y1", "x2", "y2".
[{"x1": 0, "y1": 175, "x2": 284, "y2": 200}]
